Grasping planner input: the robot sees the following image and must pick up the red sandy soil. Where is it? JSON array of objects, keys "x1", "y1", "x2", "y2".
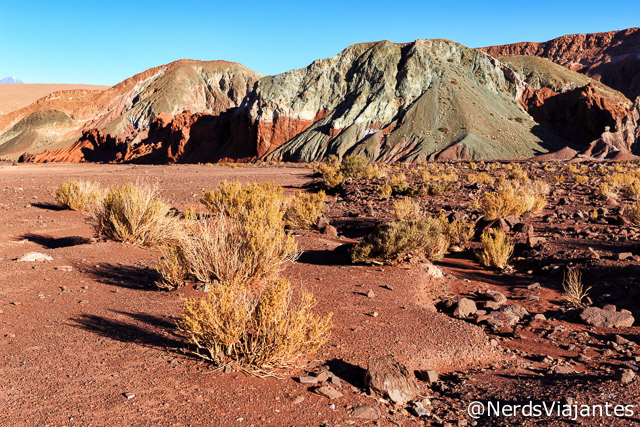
[
  {"x1": 0, "y1": 84, "x2": 109, "y2": 115},
  {"x1": 0, "y1": 162, "x2": 639, "y2": 426}
]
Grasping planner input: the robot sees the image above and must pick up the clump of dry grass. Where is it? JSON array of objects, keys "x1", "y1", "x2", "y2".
[
  {"x1": 439, "y1": 215, "x2": 474, "y2": 250},
  {"x1": 92, "y1": 182, "x2": 182, "y2": 247},
  {"x1": 179, "y1": 278, "x2": 333, "y2": 370},
  {"x1": 55, "y1": 181, "x2": 103, "y2": 212},
  {"x1": 200, "y1": 181, "x2": 285, "y2": 219},
  {"x1": 393, "y1": 198, "x2": 422, "y2": 222},
  {"x1": 159, "y1": 181, "x2": 299, "y2": 290},
  {"x1": 466, "y1": 172, "x2": 495, "y2": 185},
  {"x1": 316, "y1": 155, "x2": 382, "y2": 189},
  {"x1": 351, "y1": 216, "x2": 449, "y2": 264},
  {"x1": 626, "y1": 200, "x2": 640, "y2": 226},
  {"x1": 476, "y1": 229, "x2": 514, "y2": 270},
  {"x1": 562, "y1": 267, "x2": 590, "y2": 309},
  {"x1": 480, "y1": 180, "x2": 549, "y2": 220},
  {"x1": 285, "y1": 191, "x2": 326, "y2": 229}
]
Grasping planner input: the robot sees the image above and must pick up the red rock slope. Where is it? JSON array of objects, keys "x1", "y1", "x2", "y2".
[{"x1": 481, "y1": 28, "x2": 640, "y2": 100}]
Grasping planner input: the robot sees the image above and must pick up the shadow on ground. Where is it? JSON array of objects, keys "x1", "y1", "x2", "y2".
[
  {"x1": 70, "y1": 311, "x2": 183, "y2": 350},
  {"x1": 19, "y1": 233, "x2": 91, "y2": 249},
  {"x1": 30, "y1": 202, "x2": 66, "y2": 211},
  {"x1": 83, "y1": 263, "x2": 160, "y2": 290}
]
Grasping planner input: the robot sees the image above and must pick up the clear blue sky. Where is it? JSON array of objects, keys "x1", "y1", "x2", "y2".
[{"x1": 1, "y1": 0, "x2": 638, "y2": 85}]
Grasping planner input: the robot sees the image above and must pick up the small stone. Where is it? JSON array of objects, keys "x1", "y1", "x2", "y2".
[
  {"x1": 16, "y1": 252, "x2": 53, "y2": 262},
  {"x1": 315, "y1": 385, "x2": 343, "y2": 400},
  {"x1": 422, "y1": 261, "x2": 444, "y2": 279},
  {"x1": 603, "y1": 304, "x2": 617, "y2": 312},
  {"x1": 315, "y1": 370, "x2": 329, "y2": 382},
  {"x1": 534, "y1": 313, "x2": 546, "y2": 321},
  {"x1": 55, "y1": 265, "x2": 73, "y2": 272},
  {"x1": 410, "y1": 401, "x2": 430, "y2": 418},
  {"x1": 351, "y1": 404, "x2": 380, "y2": 420},
  {"x1": 123, "y1": 392, "x2": 135, "y2": 400},
  {"x1": 366, "y1": 289, "x2": 376, "y2": 298},
  {"x1": 322, "y1": 225, "x2": 339, "y2": 239},
  {"x1": 416, "y1": 369, "x2": 438, "y2": 384},
  {"x1": 291, "y1": 396, "x2": 305, "y2": 405},
  {"x1": 299, "y1": 376, "x2": 318, "y2": 384},
  {"x1": 330, "y1": 375, "x2": 342, "y2": 387},
  {"x1": 617, "y1": 252, "x2": 634, "y2": 261},
  {"x1": 620, "y1": 369, "x2": 635, "y2": 384},
  {"x1": 527, "y1": 282, "x2": 541, "y2": 291}
]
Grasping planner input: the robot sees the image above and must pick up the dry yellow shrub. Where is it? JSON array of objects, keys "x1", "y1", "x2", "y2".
[
  {"x1": 55, "y1": 181, "x2": 103, "y2": 212},
  {"x1": 285, "y1": 191, "x2": 326, "y2": 229},
  {"x1": 393, "y1": 198, "x2": 422, "y2": 222},
  {"x1": 477, "y1": 229, "x2": 514, "y2": 270},
  {"x1": 179, "y1": 278, "x2": 333, "y2": 369},
  {"x1": 92, "y1": 182, "x2": 182, "y2": 247}
]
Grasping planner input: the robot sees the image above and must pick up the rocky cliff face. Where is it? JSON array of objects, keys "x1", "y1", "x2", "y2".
[{"x1": 481, "y1": 28, "x2": 640, "y2": 100}]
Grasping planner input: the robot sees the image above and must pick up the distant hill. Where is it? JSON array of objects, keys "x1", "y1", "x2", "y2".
[
  {"x1": 0, "y1": 84, "x2": 109, "y2": 115},
  {"x1": 0, "y1": 77, "x2": 23, "y2": 84}
]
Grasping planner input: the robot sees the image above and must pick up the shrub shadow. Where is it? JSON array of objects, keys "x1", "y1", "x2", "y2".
[
  {"x1": 82, "y1": 263, "x2": 160, "y2": 290},
  {"x1": 71, "y1": 311, "x2": 183, "y2": 350},
  {"x1": 19, "y1": 233, "x2": 91, "y2": 249},
  {"x1": 31, "y1": 202, "x2": 65, "y2": 211}
]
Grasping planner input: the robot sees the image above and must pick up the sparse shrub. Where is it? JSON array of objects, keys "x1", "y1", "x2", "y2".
[
  {"x1": 179, "y1": 278, "x2": 333, "y2": 369},
  {"x1": 624, "y1": 179, "x2": 640, "y2": 197},
  {"x1": 554, "y1": 175, "x2": 566, "y2": 184},
  {"x1": 562, "y1": 267, "x2": 590, "y2": 309},
  {"x1": 574, "y1": 174, "x2": 589, "y2": 184},
  {"x1": 351, "y1": 217, "x2": 449, "y2": 264},
  {"x1": 285, "y1": 191, "x2": 326, "y2": 229},
  {"x1": 156, "y1": 242, "x2": 189, "y2": 290},
  {"x1": 200, "y1": 181, "x2": 285, "y2": 219},
  {"x1": 440, "y1": 215, "x2": 474, "y2": 250},
  {"x1": 425, "y1": 181, "x2": 456, "y2": 196},
  {"x1": 318, "y1": 155, "x2": 381, "y2": 189},
  {"x1": 393, "y1": 198, "x2": 422, "y2": 222},
  {"x1": 598, "y1": 182, "x2": 615, "y2": 198},
  {"x1": 480, "y1": 180, "x2": 548, "y2": 220},
  {"x1": 92, "y1": 182, "x2": 182, "y2": 247},
  {"x1": 55, "y1": 181, "x2": 103, "y2": 212},
  {"x1": 377, "y1": 184, "x2": 393, "y2": 200},
  {"x1": 476, "y1": 229, "x2": 514, "y2": 270},
  {"x1": 467, "y1": 172, "x2": 495, "y2": 185},
  {"x1": 626, "y1": 200, "x2": 640, "y2": 226}
]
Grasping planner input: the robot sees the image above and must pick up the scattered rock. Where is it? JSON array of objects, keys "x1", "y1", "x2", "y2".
[
  {"x1": 123, "y1": 392, "x2": 135, "y2": 400},
  {"x1": 617, "y1": 252, "x2": 634, "y2": 261},
  {"x1": 364, "y1": 356, "x2": 419, "y2": 405},
  {"x1": 620, "y1": 369, "x2": 635, "y2": 384},
  {"x1": 315, "y1": 385, "x2": 343, "y2": 400},
  {"x1": 453, "y1": 298, "x2": 477, "y2": 318},
  {"x1": 422, "y1": 261, "x2": 444, "y2": 279},
  {"x1": 16, "y1": 252, "x2": 53, "y2": 262},
  {"x1": 580, "y1": 307, "x2": 635, "y2": 328},
  {"x1": 315, "y1": 370, "x2": 329, "y2": 382},
  {"x1": 322, "y1": 225, "x2": 339, "y2": 239},
  {"x1": 55, "y1": 265, "x2": 73, "y2": 272},
  {"x1": 351, "y1": 404, "x2": 381, "y2": 420},
  {"x1": 366, "y1": 289, "x2": 376, "y2": 298},
  {"x1": 416, "y1": 369, "x2": 438, "y2": 384},
  {"x1": 291, "y1": 395, "x2": 305, "y2": 405},
  {"x1": 299, "y1": 376, "x2": 318, "y2": 384}
]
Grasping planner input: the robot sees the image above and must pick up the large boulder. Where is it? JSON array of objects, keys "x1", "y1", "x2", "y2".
[
  {"x1": 364, "y1": 356, "x2": 420, "y2": 405},
  {"x1": 580, "y1": 306, "x2": 635, "y2": 328}
]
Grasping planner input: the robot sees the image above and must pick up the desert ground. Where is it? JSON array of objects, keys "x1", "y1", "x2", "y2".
[
  {"x1": 1, "y1": 161, "x2": 639, "y2": 426},
  {"x1": 0, "y1": 84, "x2": 109, "y2": 115}
]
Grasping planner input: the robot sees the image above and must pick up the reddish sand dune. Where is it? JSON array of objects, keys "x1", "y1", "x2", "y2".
[{"x1": 0, "y1": 84, "x2": 109, "y2": 114}]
